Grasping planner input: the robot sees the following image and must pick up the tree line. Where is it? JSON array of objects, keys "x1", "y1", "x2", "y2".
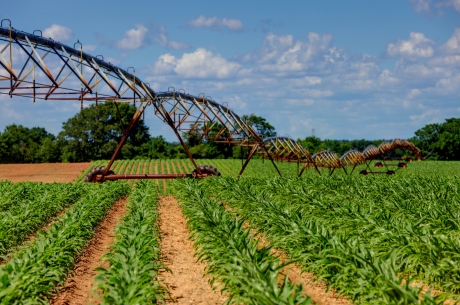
[{"x1": 0, "y1": 101, "x2": 458, "y2": 163}]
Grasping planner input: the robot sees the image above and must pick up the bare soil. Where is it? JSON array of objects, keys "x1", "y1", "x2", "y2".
[
  {"x1": 51, "y1": 197, "x2": 128, "y2": 305},
  {"x1": 271, "y1": 244, "x2": 352, "y2": 305},
  {"x1": 229, "y1": 204, "x2": 352, "y2": 305},
  {"x1": 158, "y1": 196, "x2": 227, "y2": 304},
  {"x1": 0, "y1": 163, "x2": 90, "y2": 183}
]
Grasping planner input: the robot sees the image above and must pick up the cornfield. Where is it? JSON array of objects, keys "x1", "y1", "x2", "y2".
[{"x1": 1, "y1": 159, "x2": 460, "y2": 304}]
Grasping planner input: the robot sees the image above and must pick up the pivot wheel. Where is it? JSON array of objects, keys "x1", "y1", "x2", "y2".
[
  {"x1": 359, "y1": 170, "x2": 368, "y2": 175},
  {"x1": 84, "y1": 166, "x2": 115, "y2": 182},
  {"x1": 387, "y1": 170, "x2": 396, "y2": 175},
  {"x1": 191, "y1": 165, "x2": 221, "y2": 177},
  {"x1": 374, "y1": 162, "x2": 383, "y2": 168}
]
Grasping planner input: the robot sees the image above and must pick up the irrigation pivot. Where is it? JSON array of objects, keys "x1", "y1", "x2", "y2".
[{"x1": 0, "y1": 20, "x2": 280, "y2": 181}]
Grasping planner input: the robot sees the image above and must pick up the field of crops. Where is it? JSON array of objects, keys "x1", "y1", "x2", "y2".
[
  {"x1": 1, "y1": 159, "x2": 460, "y2": 304},
  {"x1": 77, "y1": 158, "x2": 460, "y2": 191}
]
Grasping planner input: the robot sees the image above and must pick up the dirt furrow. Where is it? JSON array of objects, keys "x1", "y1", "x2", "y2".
[
  {"x1": 226, "y1": 204, "x2": 352, "y2": 305},
  {"x1": 51, "y1": 197, "x2": 128, "y2": 305},
  {"x1": 270, "y1": 242, "x2": 352, "y2": 305},
  {"x1": 158, "y1": 196, "x2": 227, "y2": 304}
]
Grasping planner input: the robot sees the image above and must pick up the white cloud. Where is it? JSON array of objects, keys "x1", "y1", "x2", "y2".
[
  {"x1": 443, "y1": 0, "x2": 460, "y2": 12},
  {"x1": 143, "y1": 26, "x2": 460, "y2": 142},
  {"x1": 428, "y1": 55, "x2": 460, "y2": 67},
  {"x1": 42, "y1": 24, "x2": 72, "y2": 41},
  {"x1": 226, "y1": 95, "x2": 247, "y2": 110},
  {"x1": 402, "y1": 100, "x2": 411, "y2": 108},
  {"x1": 254, "y1": 32, "x2": 336, "y2": 74},
  {"x1": 152, "y1": 48, "x2": 241, "y2": 78},
  {"x1": 188, "y1": 16, "x2": 243, "y2": 31},
  {"x1": 387, "y1": 32, "x2": 434, "y2": 59},
  {"x1": 410, "y1": 0, "x2": 460, "y2": 14},
  {"x1": 286, "y1": 99, "x2": 315, "y2": 106},
  {"x1": 409, "y1": 108, "x2": 442, "y2": 122},
  {"x1": 408, "y1": 0, "x2": 432, "y2": 13},
  {"x1": 153, "y1": 53, "x2": 177, "y2": 74},
  {"x1": 304, "y1": 76, "x2": 322, "y2": 85},
  {"x1": 440, "y1": 28, "x2": 460, "y2": 54},
  {"x1": 155, "y1": 26, "x2": 189, "y2": 50},
  {"x1": 433, "y1": 72, "x2": 460, "y2": 93},
  {"x1": 407, "y1": 88, "x2": 422, "y2": 99},
  {"x1": 116, "y1": 24, "x2": 148, "y2": 50},
  {"x1": 452, "y1": 0, "x2": 460, "y2": 11}
]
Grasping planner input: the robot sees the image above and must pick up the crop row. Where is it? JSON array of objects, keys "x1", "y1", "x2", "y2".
[
  {"x1": 95, "y1": 180, "x2": 165, "y2": 304},
  {"x1": 171, "y1": 179, "x2": 312, "y2": 305},
  {"x1": 200, "y1": 176, "x2": 460, "y2": 304},
  {"x1": 257, "y1": 175, "x2": 460, "y2": 295},
  {"x1": 0, "y1": 181, "x2": 130, "y2": 304},
  {"x1": 0, "y1": 182, "x2": 94, "y2": 256},
  {"x1": 79, "y1": 159, "x2": 460, "y2": 187}
]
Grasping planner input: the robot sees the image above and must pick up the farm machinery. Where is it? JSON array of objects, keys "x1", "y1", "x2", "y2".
[
  {"x1": 258, "y1": 136, "x2": 422, "y2": 176},
  {"x1": 0, "y1": 20, "x2": 423, "y2": 180},
  {"x1": 0, "y1": 20, "x2": 281, "y2": 182}
]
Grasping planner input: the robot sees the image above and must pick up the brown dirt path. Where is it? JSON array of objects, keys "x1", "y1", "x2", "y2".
[
  {"x1": 227, "y1": 205, "x2": 352, "y2": 305},
  {"x1": 271, "y1": 244, "x2": 352, "y2": 305},
  {"x1": 158, "y1": 196, "x2": 227, "y2": 304},
  {"x1": 0, "y1": 163, "x2": 90, "y2": 183},
  {"x1": 51, "y1": 197, "x2": 128, "y2": 305}
]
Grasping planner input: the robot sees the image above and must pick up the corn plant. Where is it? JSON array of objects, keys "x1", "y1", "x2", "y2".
[
  {"x1": 0, "y1": 181, "x2": 130, "y2": 304},
  {"x1": 171, "y1": 179, "x2": 312, "y2": 305},
  {"x1": 205, "y1": 177, "x2": 451, "y2": 304},
  {"x1": 0, "y1": 182, "x2": 92, "y2": 256},
  {"x1": 95, "y1": 180, "x2": 165, "y2": 304}
]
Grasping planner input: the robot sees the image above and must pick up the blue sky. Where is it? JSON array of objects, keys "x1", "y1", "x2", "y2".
[{"x1": 1, "y1": 0, "x2": 459, "y2": 142}]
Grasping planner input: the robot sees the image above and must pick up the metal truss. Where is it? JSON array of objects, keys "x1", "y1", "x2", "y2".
[
  {"x1": 259, "y1": 135, "x2": 422, "y2": 176},
  {"x1": 0, "y1": 22, "x2": 154, "y2": 106},
  {"x1": 0, "y1": 21, "x2": 423, "y2": 179},
  {"x1": 259, "y1": 136, "x2": 312, "y2": 162},
  {"x1": 0, "y1": 21, "x2": 280, "y2": 180}
]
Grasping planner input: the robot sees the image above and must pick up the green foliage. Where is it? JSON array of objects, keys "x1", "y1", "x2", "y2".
[
  {"x1": 0, "y1": 181, "x2": 91, "y2": 256},
  {"x1": 0, "y1": 124, "x2": 58, "y2": 163},
  {"x1": 242, "y1": 114, "x2": 276, "y2": 139},
  {"x1": 411, "y1": 118, "x2": 460, "y2": 160},
  {"x1": 146, "y1": 135, "x2": 169, "y2": 158},
  {"x1": 0, "y1": 181, "x2": 129, "y2": 303},
  {"x1": 201, "y1": 175, "x2": 460, "y2": 303},
  {"x1": 171, "y1": 179, "x2": 312, "y2": 305},
  {"x1": 298, "y1": 136, "x2": 381, "y2": 157},
  {"x1": 58, "y1": 101, "x2": 150, "y2": 162},
  {"x1": 96, "y1": 180, "x2": 165, "y2": 304}
]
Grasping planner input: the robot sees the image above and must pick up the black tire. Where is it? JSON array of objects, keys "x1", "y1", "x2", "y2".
[
  {"x1": 191, "y1": 165, "x2": 221, "y2": 177},
  {"x1": 374, "y1": 162, "x2": 383, "y2": 168},
  {"x1": 397, "y1": 162, "x2": 407, "y2": 168},
  {"x1": 359, "y1": 170, "x2": 368, "y2": 175},
  {"x1": 84, "y1": 166, "x2": 115, "y2": 182},
  {"x1": 387, "y1": 170, "x2": 395, "y2": 175}
]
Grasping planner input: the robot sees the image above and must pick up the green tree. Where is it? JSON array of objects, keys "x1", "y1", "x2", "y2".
[
  {"x1": 436, "y1": 118, "x2": 460, "y2": 160},
  {"x1": 411, "y1": 118, "x2": 460, "y2": 160},
  {"x1": 147, "y1": 136, "x2": 169, "y2": 159},
  {"x1": 0, "y1": 124, "x2": 57, "y2": 163},
  {"x1": 181, "y1": 122, "x2": 234, "y2": 159},
  {"x1": 411, "y1": 123, "x2": 441, "y2": 159},
  {"x1": 58, "y1": 101, "x2": 150, "y2": 162},
  {"x1": 241, "y1": 114, "x2": 276, "y2": 139},
  {"x1": 298, "y1": 136, "x2": 322, "y2": 153}
]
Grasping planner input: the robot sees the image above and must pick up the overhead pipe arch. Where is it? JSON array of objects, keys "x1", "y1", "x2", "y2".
[{"x1": 0, "y1": 22, "x2": 281, "y2": 180}]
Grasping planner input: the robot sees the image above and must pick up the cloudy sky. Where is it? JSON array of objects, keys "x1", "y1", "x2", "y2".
[{"x1": 1, "y1": 0, "x2": 459, "y2": 141}]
